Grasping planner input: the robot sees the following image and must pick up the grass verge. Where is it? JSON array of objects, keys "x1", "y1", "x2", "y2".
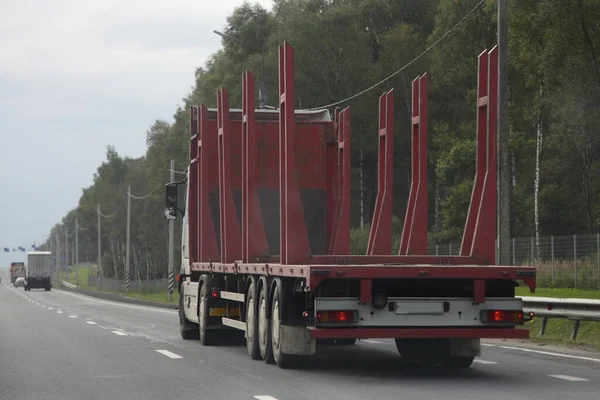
[{"x1": 59, "y1": 266, "x2": 177, "y2": 304}]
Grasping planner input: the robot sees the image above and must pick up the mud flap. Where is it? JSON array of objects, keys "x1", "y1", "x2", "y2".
[
  {"x1": 280, "y1": 325, "x2": 316, "y2": 356},
  {"x1": 449, "y1": 338, "x2": 481, "y2": 357}
]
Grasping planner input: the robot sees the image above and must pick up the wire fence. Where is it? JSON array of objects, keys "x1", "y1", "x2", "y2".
[{"x1": 430, "y1": 234, "x2": 600, "y2": 290}]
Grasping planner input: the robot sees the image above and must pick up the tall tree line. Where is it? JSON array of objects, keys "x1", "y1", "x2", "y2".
[{"x1": 44, "y1": 0, "x2": 600, "y2": 278}]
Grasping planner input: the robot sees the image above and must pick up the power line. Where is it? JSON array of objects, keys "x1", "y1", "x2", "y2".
[
  {"x1": 303, "y1": 0, "x2": 486, "y2": 111},
  {"x1": 99, "y1": 206, "x2": 121, "y2": 218},
  {"x1": 128, "y1": 183, "x2": 161, "y2": 200}
]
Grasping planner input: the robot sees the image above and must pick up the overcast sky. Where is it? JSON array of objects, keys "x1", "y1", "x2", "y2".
[{"x1": 0, "y1": 0, "x2": 272, "y2": 265}]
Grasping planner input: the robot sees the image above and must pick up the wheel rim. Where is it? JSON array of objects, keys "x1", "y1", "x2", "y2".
[
  {"x1": 272, "y1": 299, "x2": 280, "y2": 351},
  {"x1": 258, "y1": 296, "x2": 267, "y2": 349},
  {"x1": 247, "y1": 298, "x2": 255, "y2": 345}
]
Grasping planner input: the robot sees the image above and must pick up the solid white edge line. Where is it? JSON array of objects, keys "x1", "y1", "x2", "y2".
[
  {"x1": 499, "y1": 346, "x2": 600, "y2": 363},
  {"x1": 549, "y1": 375, "x2": 589, "y2": 382},
  {"x1": 156, "y1": 350, "x2": 182, "y2": 359},
  {"x1": 254, "y1": 396, "x2": 279, "y2": 400},
  {"x1": 112, "y1": 330, "x2": 127, "y2": 336}
]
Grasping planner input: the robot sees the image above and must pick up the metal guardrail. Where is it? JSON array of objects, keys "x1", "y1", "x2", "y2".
[
  {"x1": 61, "y1": 281, "x2": 78, "y2": 289},
  {"x1": 519, "y1": 296, "x2": 600, "y2": 339}
]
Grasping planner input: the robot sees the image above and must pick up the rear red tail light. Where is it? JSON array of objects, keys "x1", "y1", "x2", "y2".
[
  {"x1": 482, "y1": 310, "x2": 524, "y2": 323},
  {"x1": 211, "y1": 290, "x2": 220, "y2": 299},
  {"x1": 315, "y1": 310, "x2": 358, "y2": 323}
]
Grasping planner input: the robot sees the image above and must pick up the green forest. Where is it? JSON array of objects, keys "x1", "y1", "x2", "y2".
[{"x1": 44, "y1": 0, "x2": 600, "y2": 281}]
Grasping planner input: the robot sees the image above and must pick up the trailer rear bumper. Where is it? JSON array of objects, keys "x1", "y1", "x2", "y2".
[{"x1": 309, "y1": 327, "x2": 529, "y2": 339}]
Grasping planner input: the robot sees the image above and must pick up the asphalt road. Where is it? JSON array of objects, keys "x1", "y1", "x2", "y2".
[{"x1": 1, "y1": 277, "x2": 600, "y2": 400}]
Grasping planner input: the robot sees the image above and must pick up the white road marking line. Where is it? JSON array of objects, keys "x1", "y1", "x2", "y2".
[
  {"x1": 499, "y1": 345, "x2": 600, "y2": 363},
  {"x1": 156, "y1": 350, "x2": 182, "y2": 359},
  {"x1": 482, "y1": 343, "x2": 495, "y2": 347},
  {"x1": 549, "y1": 375, "x2": 589, "y2": 382},
  {"x1": 112, "y1": 330, "x2": 128, "y2": 336},
  {"x1": 57, "y1": 311, "x2": 63, "y2": 314},
  {"x1": 473, "y1": 359, "x2": 498, "y2": 365},
  {"x1": 254, "y1": 396, "x2": 279, "y2": 400},
  {"x1": 85, "y1": 321, "x2": 97, "y2": 325},
  {"x1": 48, "y1": 307, "x2": 54, "y2": 310},
  {"x1": 361, "y1": 339, "x2": 383, "y2": 344},
  {"x1": 41, "y1": 305, "x2": 46, "y2": 308},
  {"x1": 69, "y1": 315, "x2": 78, "y2": 318}
]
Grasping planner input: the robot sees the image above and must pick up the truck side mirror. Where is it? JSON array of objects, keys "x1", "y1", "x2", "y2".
[{"x1": 165, "y1": 183, "x2": 178, "y2": 221}]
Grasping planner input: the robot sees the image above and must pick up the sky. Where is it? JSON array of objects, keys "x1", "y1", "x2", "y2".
[{"x1": 0, "y1": 0, "x2": 273, "y2": 265}]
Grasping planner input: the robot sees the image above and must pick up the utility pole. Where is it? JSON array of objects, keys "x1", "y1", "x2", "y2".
[
  {"x1": 125, "y1": 186, "x2": 131, "y2": 293},
  {"x1": 65, "y1": 229, "x2": 69, "y2": 269},
  {"x1": 75, "y1": 218, "x2": 79, "y2": 265},
  {"x1": 56, "y1": 233, "x2": 60, "y2": 280},
  {"x1": 168, "y1": 160, "x2": 175, "y2": 301},
  {"x1": 498, "y1": 0, "x2": 511, "y2": 266},
  {"x1": 97, "y1": 204, "x2": 103, "y2": 288}
]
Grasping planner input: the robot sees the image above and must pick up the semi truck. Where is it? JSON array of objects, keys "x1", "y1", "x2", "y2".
[
  {"x1": 10, "y1": 262, "x2": 26, "y2": 284},
  {"x1": 164, "y1": 42, "x2": 536, "y2": 369},
  {"x1": 25, "y1": 251, "x2": 53, "y2": 291}
]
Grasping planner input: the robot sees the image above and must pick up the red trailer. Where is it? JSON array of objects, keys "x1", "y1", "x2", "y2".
[{"x1": 164, "y1": 42, "x2": 536, "y2": 369}]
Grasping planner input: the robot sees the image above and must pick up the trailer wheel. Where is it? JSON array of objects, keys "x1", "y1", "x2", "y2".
[
  {"x1": 245, "y1": 281, "x2": 261, "y2": 360},
  {"x1": 271, "y1": 287, "x2": 300, "y2": 369},
  {"x1": 198, "y1": 283, "x2": 216, "y2": 346},
  {"x1": 441, "y1": 356, "x2": 474, "y2": 369},
  {"x1": 179, "y1": 293, "x2": 199, "y2": 340},
  {"x1": 258, "y1": 283, "x2": 274, "y2": 364}
]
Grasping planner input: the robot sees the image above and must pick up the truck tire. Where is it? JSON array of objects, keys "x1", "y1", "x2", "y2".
[
  {"x1": 271, "y1": 284, "x2": 300, "y2": 369},
  {"x1": 179, "y1": 293, "x2": 199, "y2": 340},
  {"x1": 198, "y1": 283, "x2": 216, "y2": 346},
  {"x1": 258, "y1": 283, "x2": 274, "y2": 364},
  {"x1": 245, "y1": 281, "x2": 261, "y2": 360},
  {"x1": 441, "y1": 356, "x2": 474, "y2": 369}
]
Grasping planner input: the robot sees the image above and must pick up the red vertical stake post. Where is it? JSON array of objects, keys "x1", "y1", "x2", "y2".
[
  {"x1": 278, "y1": 42, "x2": 310, "y2": 264},
  {"x1": 460, "y1": 50, "x2": 489, "y2": 257},
  {"x1": 471, "y1": 47, "x2": 498, "y2": 264},
  {"x1": 242, "y1": 71, "x2": 269, "y2": 262},
  {"x1": 198, "y1": 105, "x2": 219, "y2": 261},
  {"x1": 328, "y1": 107, "x2": 351, "y2": 255},
  {"x1": 326, "y1": 108, "x2": 341, "y2": 252},
  {"x1": 189, "y1": 106, "x2": 199, "y2": 264},
  {"x1": 217, "y1": 88, "x2": 242, "y2": 263},
  {"x1": 399, "y1": 74, "x2": 428, "y2": 255},
  {"x1": 367, "y1": 90, "x2": 394, "y2": 255}
]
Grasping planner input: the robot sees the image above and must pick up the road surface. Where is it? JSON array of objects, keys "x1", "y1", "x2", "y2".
[{"x1": 1, "y1": 278, "x2": 599, "y2": 400}]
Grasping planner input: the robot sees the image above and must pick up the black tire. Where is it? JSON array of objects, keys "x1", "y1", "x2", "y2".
[
  {"x1": 179, "y1": 293, "x2": 199, "y2": 340},
  {"x1": 441, "y1": 356, "x2": 474, "y2": 369},
  {"x1": 335, "y1": 339, "x2": 357, "y2": 345},
  {"x1": 245, "y1": 281, "x2": 261, "y2": 360},
  {"x1": 271, "y1": 285, "x2": 301, "y2": 369},
  {"x1": 258, "y1": 283, "x2": 274, "y2": 364},
  {"x1": 198, "y1": 283, "x2": 216, "y2": 346}
]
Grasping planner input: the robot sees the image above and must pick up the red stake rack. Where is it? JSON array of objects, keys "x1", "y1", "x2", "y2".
[{"x1": 188, "y1": 42, "x2": 535, "y2": 294}]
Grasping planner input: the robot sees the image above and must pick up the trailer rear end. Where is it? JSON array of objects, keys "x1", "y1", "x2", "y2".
[
  {"x1": 25, "y1": 251, "x2": 53, "y2": 291},
  {"x1": 165, "y1": 42, "x2": 536, "y2": 369}
]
